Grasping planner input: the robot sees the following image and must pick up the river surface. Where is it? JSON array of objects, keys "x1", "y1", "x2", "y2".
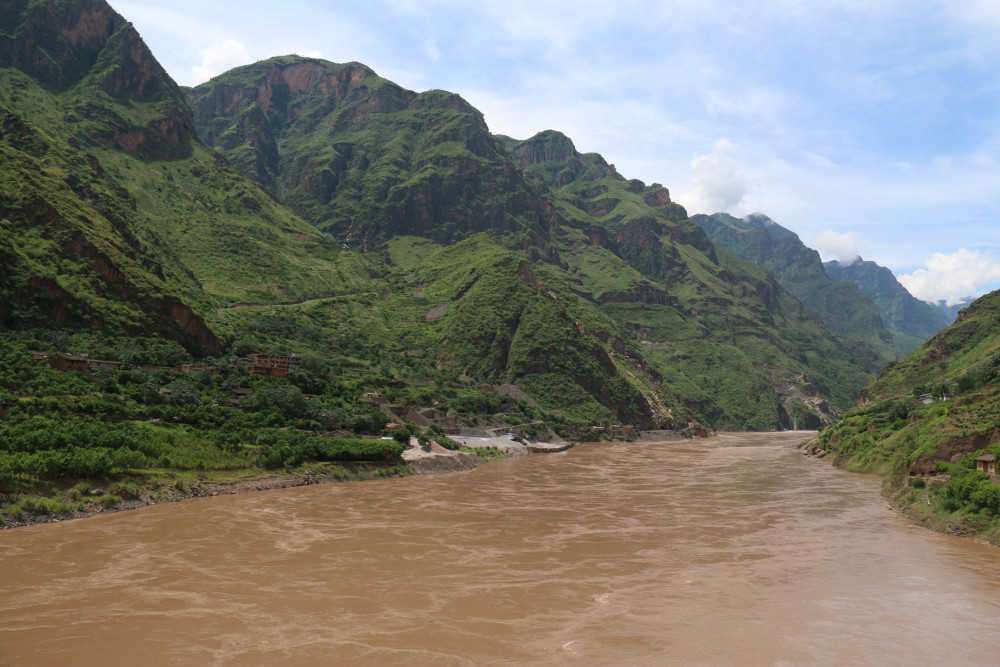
[{"x1": 3, "y1": 432, "x2": 1000, "y2": 666}]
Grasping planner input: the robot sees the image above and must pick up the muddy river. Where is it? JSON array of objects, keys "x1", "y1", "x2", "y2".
[{"x1": 2, "y1": 432, "x2": 999, "y2": 665}]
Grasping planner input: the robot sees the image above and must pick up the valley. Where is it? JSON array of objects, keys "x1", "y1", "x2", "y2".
[{"x1": 0, "y1": 0, "x2": 996, "y2": 544}]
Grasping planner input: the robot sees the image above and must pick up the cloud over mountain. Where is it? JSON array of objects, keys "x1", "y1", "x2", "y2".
[
  {"x1": 812, "y1": 230, "x2": 866, "y2": 265},
  {"x1": 679, "y1": 138, "x2": 747, "y2": 214},
  {"x1": 899, "y1": 249, "x2": 1000, "y2": 306}
]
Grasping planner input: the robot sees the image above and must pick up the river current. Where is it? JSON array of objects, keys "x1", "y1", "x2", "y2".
[{"x1": 2, "y1": 432, "x2": 1000, "y2": 666}]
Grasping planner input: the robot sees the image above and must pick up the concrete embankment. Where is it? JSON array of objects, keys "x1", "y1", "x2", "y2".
[{"x1": 402, "y1": 436, "x2": 575, "y2": 475}]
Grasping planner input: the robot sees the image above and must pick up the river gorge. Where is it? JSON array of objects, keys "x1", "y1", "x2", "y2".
[{"x1": 2, "y1": 432, "x2": 1000, "y2": 665}]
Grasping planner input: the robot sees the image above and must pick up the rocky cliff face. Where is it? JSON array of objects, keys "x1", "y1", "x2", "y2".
[
  {"x1": 187, "y1": 58, "x2": 557, "y2": 249},
  {"x1": 2, "y1": 0, "x2": 197, "y2": 160},
  {"x1": 0, "y1": 0, "x2": 244, "y2": 351},
  {"x1": 0, "y1": 0, "x2": 119, "y2": 90}
]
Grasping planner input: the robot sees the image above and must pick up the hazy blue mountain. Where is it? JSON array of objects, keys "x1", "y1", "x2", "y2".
[{"x1": 824, "y1": 258, "x2": 951, "y2": 353}]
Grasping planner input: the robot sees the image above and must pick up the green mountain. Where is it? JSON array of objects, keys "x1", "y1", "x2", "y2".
[
  {"x1": 187, "y1": 56, "x2": 883, "y2": 428},
  {"x1": 1, "y1": 0, "x2": 887, "y2": 433},
  {"x1": 930, "y1": 299, "x2": 968, "y2": 324},
  {"x1": 0, "y1": 2, "x2": 667, "y2": 432},
  {"x1": 824, "y1": 258, "x2": 951, "y2": 353},
  {"x1": 694, "y1": 213, "x2": 896, "y2": 358},
  {"x1": 0, "y1": 0, "x2": 378, "y2": 350},
  {"x1": 185, "y1": 58, "x2": 552, "y2": 250},
  {"x1": 806, "y1": 289, "x2": 1000, "y2": 543},
  {"x1": 497, "y1": 131, "x2": 882, "y2": 428}
]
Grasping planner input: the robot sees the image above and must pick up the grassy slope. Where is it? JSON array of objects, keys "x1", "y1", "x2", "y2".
[
  {"x1": 217, "y1": 233, "x2": 675, "y2": 427},
  {"x1": 0, "y1": 22, "x2": 400, "y2": 341},
  {"x1": 504, "y1": 133, "x2": 882, "y2": 429},
  {"x1": 694, "y1": 213, "x2": 899, "y2": 360},
  {"x1": 805, "y1": 290, "x2": 1000, "y2": 543}
]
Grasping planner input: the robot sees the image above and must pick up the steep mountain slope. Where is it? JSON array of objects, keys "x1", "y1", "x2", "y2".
[
  {"x1": 0, "y1": 0, "x2": 377, "y2": 349},
  {"x1": 0, "y1": 2, "x2": 675, "y2": 429},
  {"x1": 188, "y1": 70, "x2": 886, "y2": 429},
  {"x1": 859, "y1": 290, "x2": 999, "y2": 402},
  {"x1": 499, "y1": 132, "x2": 883, "y2": 428},
  {"x1": 185, "y1": 57, "x2": 555, "y2": 251},
  {"x1": 0, "y1": 0, "x2": 213, "y2": 347},
  {"x1": 806, "y1": 289, "x2": 1000, "y2": 543},
  {"x1": 825, "y1": 258, "x2": 950, "y2": 353},
  {"x1": 2, "y1": 2, "x2": 885, "y2": 430},
  {"x1": 188, "y1": 66, "x2": 885, "y2": 428},
  {"x1": 694, "y1": 213, "x2": 899, "y2": 359}
]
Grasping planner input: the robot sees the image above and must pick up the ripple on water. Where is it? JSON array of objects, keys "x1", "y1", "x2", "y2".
[{"x1": 2, "y1": 432, "x2": 1000, "y2": 666}]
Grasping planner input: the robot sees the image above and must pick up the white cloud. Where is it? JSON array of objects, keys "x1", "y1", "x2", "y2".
[
  {"x1": 898, "y1": 249, "x2": 1000, "y2": 306},
  {"x1": 812, "y1": 229, "x2": 867, "y2": 264},
  {"x1": 677, "y1": 138, "x2": 747, "y2": 214},
  {"x1": 191, "y1": 39, "x2": 251, "y2": 83},
  {"x1": 424, "y1": 39, "x2": 440, "y2": 60}
]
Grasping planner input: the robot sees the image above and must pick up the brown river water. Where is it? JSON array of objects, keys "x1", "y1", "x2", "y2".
[{"x1": 3, "y1": 431, "x2": 1000, "y2": 666}]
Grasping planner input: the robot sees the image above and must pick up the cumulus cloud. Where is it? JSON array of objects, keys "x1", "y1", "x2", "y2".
[
  {"x1": 812, "y1": 229, "x2": 866, "y2": 264},
  {"x1": 898, "y1": 249, "x2": 1000, "y2": 306},
  {"x1": 679, "y1": 138, "x2": 747, "y2": 214},
  {"x1": 191, "y1": 39, "x2": 251, "y2": 83}
]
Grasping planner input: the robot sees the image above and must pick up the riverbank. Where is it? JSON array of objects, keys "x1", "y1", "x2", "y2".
[
  {"x1": 1, "y1": 436, "x2": 579, "y2": 530},
  {"x1": 887, "y1": 481, "x2": 1000, "y2": 546},
  {"x1": 801, "y1": 438, "x2": 1000, "y2": 548},
  {"x1": 1, "y1": 464, "x2": 378, "y2": 530}
]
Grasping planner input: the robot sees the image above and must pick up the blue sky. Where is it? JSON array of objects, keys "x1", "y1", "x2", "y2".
[{"x1": 113, "y1": 0, "x2": 1000, "y2": 305}]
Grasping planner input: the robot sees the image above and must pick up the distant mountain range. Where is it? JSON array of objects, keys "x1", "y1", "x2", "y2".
[
  {"x1": 2, "y1": 0, "x2": 952, "y2": 431},
  {"x1": 694, "y1": 213, "x2": 951, "y2": 359},
  {"x1": 928, "y1": 299, "x2": 968, "y2": 324},
  {"x1": 823, "y1": 257, "x2": 952, "y2": 350}
]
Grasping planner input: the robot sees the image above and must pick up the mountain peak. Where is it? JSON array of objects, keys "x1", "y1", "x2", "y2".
[
  {"x1": 507, "y1": 129, "x2": 579, "y2": 167},
  {"x1": 742, "y1": 213, "x2": 800, "y2": 242},
  {"x1": 2, "y1": 0, "x2": 196, "y2": 160},
  {"x1": 824, "y1": 257, "x2": 951, "y2": 347},
  {"x1": 1, "y1": 0, "x2": 122, "y2": 91}
]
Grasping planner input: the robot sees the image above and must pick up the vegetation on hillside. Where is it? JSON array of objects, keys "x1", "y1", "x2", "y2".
[
  {"x1": 501, "y1": 133, "x2": 883, "y2": 428},
  {"x1": 805, "y1": 290, "x2": 1000, "y2": 544},
  {"x1": 3, "y1": 0, "x2": 901, "y2": 457},
  {"x1": 0, "y1": 331, "x2": 568, "y2": 525},
  {"x1": 694, "y1": 213, "x2": 924, "y2": 361}
]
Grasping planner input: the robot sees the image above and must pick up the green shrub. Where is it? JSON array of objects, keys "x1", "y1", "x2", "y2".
[
  {"x1": 435, "y1": 436, "x2": 462, "y2": 451},
  {"x1": 96, "y1": 493, "x2": 122, "y2": 508},
  {"x1": 109, "y1": 481, "x2": 142, "y2": 499}
]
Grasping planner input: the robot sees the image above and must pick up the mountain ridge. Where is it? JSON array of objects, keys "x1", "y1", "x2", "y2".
[
  {"x1": 824, "y1": 256, "x2": 951, "y2": 352},
  {"x1": 4, "y1": 4, "x2": 887, "y2": 430}
]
